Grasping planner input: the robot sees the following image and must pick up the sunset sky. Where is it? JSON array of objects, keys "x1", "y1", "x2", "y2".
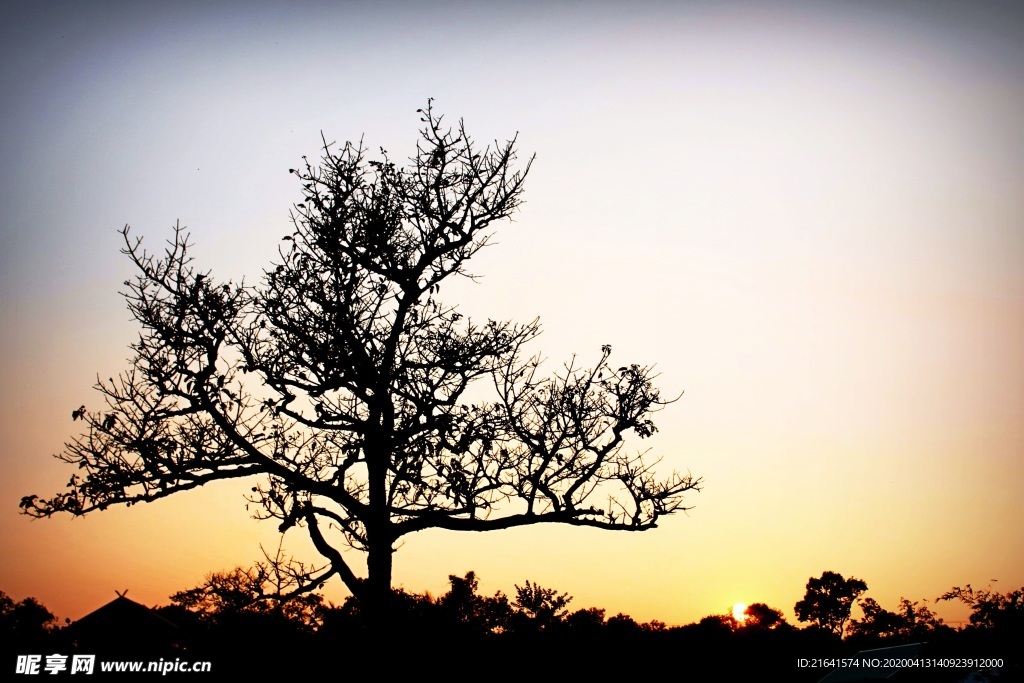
[{"x1": 1, "y1": 0, "x2": 1021, "y2": 629}]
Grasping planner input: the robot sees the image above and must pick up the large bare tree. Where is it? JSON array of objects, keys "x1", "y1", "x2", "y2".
[{"x1": 23, "y1": 102, "x2": 700, "y2": 616}]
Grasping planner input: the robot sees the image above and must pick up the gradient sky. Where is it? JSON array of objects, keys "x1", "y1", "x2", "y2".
[{"x1": 1, "y1": 0, "x2": 1021, "y2": 628}]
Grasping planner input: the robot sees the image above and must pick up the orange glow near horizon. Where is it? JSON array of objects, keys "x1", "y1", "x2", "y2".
[{"x1": 1, "y1": 0, "x2": 1022, "y2": 632}]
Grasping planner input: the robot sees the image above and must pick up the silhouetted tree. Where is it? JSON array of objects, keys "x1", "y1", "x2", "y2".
[
  {"x1": 893, "y1": 598, "x2": 947, "y2": 639},
  {"x1": 847, "y1": 596, "x2": 948, "y2": 643},
  {"x1": 846, "y1": 597, "x2": 902, "y2": 640},
  {"x1": 937, "y1": 583, "x2": 1024, "y2": 633},
  {"x1": 21, "y1": 101, "x2": 701, "y2": 619},
  {"x1": 697, "y1": 613, "x2": 739, "y2": 633},
  {"x1": 0, "y1": 591, "x2": 57, "y2": 647},
  {"x1": 935, "y1": 583, "x2": 1023, "y2": 680},
  {"x1": 794, "y1": 571, "x2": 867, "y2": 637},
  {"x1": 512, "y1": 580, "x2": 572, "y2": 631},
  {"x1": 742, "y1": 602, "x2": 788, "y2": 630},
  {"x1": 438, "y1": 571, "x2": 511, "y2": 634},
  {"x1": 564, "y1": 606, "x2": 606, "y2": 636},
  {"x1": 170, "y1": 559, "x2": 325, "y2": 630}
]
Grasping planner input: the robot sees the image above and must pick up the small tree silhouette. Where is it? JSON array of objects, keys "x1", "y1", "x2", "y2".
[
  {"x1": 741, "y1": 602, "x2": 787, "y2": 630},
  {"x1": 438, "y1": 571, "x2": 511, "y2": 634},
  {"x1": 846, "y1": 596, "x2": 948, "y2": 642},
  {"x1": 794, "y1": 571, "x2": 867, "y2": 637},
  {"x1": 513, "y1": 580, "x2": 572, "y2": 630},
  {"x1": 169, "y1": 546, "x2": 326, "y2": 630},
  {"x1": 0, "y1": 591, "x2": 57, "y2": 645},
  {"x1": 22, "y1": 101, "x2": 700, "y2": 618},
  {"x1": 937, "y1": 583, "x2": 1024, "y2": 632}
]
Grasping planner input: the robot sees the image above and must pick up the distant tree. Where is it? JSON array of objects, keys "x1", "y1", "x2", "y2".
[
  {"x1": 697, "y1": 613, "x2": 739, "y2": 633},
  {"x1": 641, "y1": 618, "x2": 667, "y2": 632},
  {"x1": 848, "y1": 596, "x2": 948, "y2": 642},
  {"x1": 937, "y1": 583, "x2": 1024, "y2": 632},
  {"x1": 564, "y1": 606, "x2": 606, "y2": 635},
  {"x1": 21, "y1": 101, "x2": 701, "y2": 619},
  {"x1": 794, "y1": 571, "x2": 867, "y2": 637},
  {"x1": 437, "y1": 571, "x2": 511, "y2": 634},
  {"x1": 170, "y1": 549, "x2": 325, "y2": 630},
  {"x1": 742, "y1": 602, "x2": 787, "y2": 630},
  {"x1": 170, "y1": 568, "x2": 261, "y2": 616},
  {"x1": 846, "y1": 597, "x2": 902, "y2": 640},
  {"x1": 605, "y1": 612, "x2": 644, "y2": 637},
  {"x1": 438, "y1": 570, "x2": 485, "y2": 624},
  {"x1": 513, "y1": 580, "x2": 572, "y2": 630},
  {"x1": 0, "y1": 591, "x2": 57, "y2": 643}
]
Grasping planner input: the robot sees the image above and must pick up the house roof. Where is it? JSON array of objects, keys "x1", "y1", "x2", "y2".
[{"x1": 68, "y1": 592, "x2": 178, "y2": 641}]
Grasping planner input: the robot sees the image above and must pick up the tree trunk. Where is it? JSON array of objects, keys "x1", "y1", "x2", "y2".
[
  {"x1": 364, "y1": 425, "x2": 394, "y2": 630},
  {"x1": 364, "y1": 538, "x2": 394, "y2": 633}
]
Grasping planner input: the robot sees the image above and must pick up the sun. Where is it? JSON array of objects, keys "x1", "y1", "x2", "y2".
[{"x1": 732, "y1": 602, "x2": 748, "y2": 623}]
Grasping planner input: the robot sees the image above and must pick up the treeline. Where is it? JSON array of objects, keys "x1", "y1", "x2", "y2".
[{"x1": 3, "y1": 571, "x2": 1020, "y2": 679}]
